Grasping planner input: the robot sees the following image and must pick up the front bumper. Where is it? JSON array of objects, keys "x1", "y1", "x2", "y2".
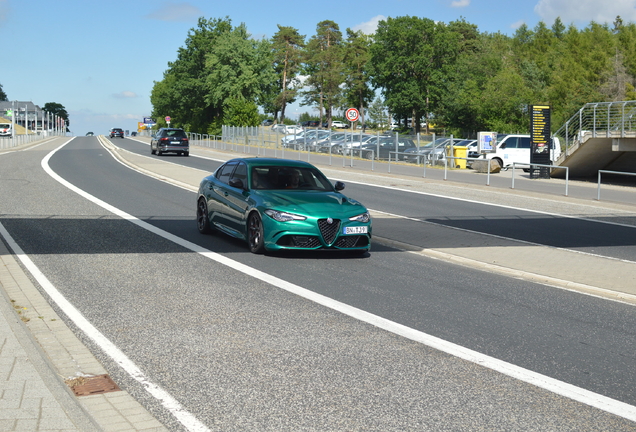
[{"x1": 262, "y1": 215, "x2": 372, "y2": 252}]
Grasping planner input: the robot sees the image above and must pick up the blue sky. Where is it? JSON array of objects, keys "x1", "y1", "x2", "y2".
[{"x1": 1, "y1": 0, "x2": 635, "y2": 135}]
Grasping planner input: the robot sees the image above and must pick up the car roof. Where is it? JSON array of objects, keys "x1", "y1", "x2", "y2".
[{"x1": 227, "y1": 157, "x2": 317, "y2": 170}]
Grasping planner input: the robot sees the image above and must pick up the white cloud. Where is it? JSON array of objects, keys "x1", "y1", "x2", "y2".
[
  {"x1": 451, "y1": 0, "x2": 471, "y2": 8},
  {"x1": 113, "y1": 91, "x2": 138, "y2": 99},
  {"x1": 351, "y1": 15, "x2": 386, "y2": 35},
  {"x1": 534, "y1": 0, "x2": 636, "y2": 26},
  {"x1": 145, "y1": 2, "x2": 203, "y2": 22},
  {"x1": 510, "y1": 20, "x2": 526, "y2": 29}
]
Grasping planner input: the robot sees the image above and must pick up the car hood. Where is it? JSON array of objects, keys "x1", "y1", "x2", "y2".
[{"x1": 257, "y1": 190, "x2": 367, "y2": 217}]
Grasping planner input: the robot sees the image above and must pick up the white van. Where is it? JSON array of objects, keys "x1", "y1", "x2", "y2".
[
  {"x1": 0, "y1": 123, "x2": 12, "y2": 137},
  {"x1": 478, "y1": 134, "x2": 561, "y2": 169}
]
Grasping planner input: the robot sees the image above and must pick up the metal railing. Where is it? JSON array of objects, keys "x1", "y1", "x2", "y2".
[
  {"x1": 597, "y1": 169, "x2": 636, "y2": 200},
  {"x1": 511, "y1": 162, "x2": 570, "y2": 196},
  {"x1": 0, "y1": 132, "x2": 56, "y2": 150},
  {"x1": 554, "y1": 101, "x2": 636, "y2": 159}
]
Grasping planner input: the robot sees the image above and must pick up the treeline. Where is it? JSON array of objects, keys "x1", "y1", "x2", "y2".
[{"x1": 150, "y1": 15, "x2": 636, "y2": 136}]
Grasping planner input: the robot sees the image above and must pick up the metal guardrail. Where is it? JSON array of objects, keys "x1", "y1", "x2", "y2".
[
  {"x1": 511, "y1": 162, "x2": 570, "y2": 196},
  {"x1": 554, "y1": 100, "x2": 636, "y2": 158},
  {"x1": 597, "y1": 170, "x2": 636, "y2": 200},
  {"x1": 0, "y1": 133, "x2": 56, "y2": 150}
]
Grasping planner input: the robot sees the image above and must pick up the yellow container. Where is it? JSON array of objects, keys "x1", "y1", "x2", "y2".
[{"x1": 452, "y1": 146, "x2": 468, "y2": 169}]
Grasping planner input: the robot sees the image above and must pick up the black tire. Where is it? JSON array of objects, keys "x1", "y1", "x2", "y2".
[
  {"x1": 364, "y1": 151, "x2": 373, "y2": 160},
  {"x1": 248, "y1": 212, "x2": 265, "y2": 254},
  {"x1": 184, "y1": 151, "x2": 189, "y2": 157},
  {"x1": 197, "y1": 198, "x2": 213, "y2": 234},
  {"x1": 157, "y1": 149, "x2": 162, "y2": 156}
]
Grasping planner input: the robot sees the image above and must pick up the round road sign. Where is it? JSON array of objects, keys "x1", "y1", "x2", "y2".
[
  {"x1": 345, "y1": 108, "x2": 359, "y2": 122},
  {"x1": 165, "y1": 116, "x2": 171, "y2": 122}
]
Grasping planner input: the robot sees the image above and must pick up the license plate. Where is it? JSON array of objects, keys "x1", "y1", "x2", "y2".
[
  {"x1": 171, "y1": 141, "x2": 181, "y2": 144},
  {"x1": 343, "y1": 226, "x2": 368, "y2": 234}
]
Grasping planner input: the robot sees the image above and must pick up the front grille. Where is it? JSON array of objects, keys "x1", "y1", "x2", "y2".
[
  {"x1": 318, "y1": 219, "x2": 341, "y2": 245},
  {"x1": 291, "y1": 235, "x2": 321, "y2": 248},
  {"x1": 277, "y1": 235, "x2": 321, "y2": 248},
  {"x1": 335, "y1": 235, "x2": 368, "y2": 248}
]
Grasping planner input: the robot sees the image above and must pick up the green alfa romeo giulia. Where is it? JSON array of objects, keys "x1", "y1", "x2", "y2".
[{"x1": 196, "y1": 158, "x2": 372, "y2": 254}]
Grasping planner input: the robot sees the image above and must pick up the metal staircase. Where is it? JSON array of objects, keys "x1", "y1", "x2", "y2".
[{"x1": 553, "y1": 101, "x2": 636, "y2": 176}]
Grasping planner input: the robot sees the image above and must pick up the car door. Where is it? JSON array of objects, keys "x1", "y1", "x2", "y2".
[
  {"x1": 497, "y1": 136, "x2": 518, "y2": 166},
  {"x1": 223, "y1": 162, "x2": 251, "y2": 237},
  {"x1": 514, "y1": 136, "x2": 532, "y2": 166},
  {"x1": 208, "y1": 161, "x2": 237, "y2": 232}
]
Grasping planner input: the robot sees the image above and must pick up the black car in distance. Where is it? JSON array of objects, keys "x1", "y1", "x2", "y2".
[
  {"x1": 109, "y1": 128, "x2": 124, "y2": 138},
  {"x1": 151, "y1": 128, "x2": 190, "y2": 156}
]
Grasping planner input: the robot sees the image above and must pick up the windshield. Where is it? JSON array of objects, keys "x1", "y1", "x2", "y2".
[
  {"x1": 164, "y1": 129, "x2": 186, "y2": 138},
  {"x1": 251, "y1": 166, "x2": 334, "y2": 191}
]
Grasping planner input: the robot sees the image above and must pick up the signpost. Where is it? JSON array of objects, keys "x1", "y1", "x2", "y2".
[
  {"x1": 345, "y1": 108, "x2": 359, "y2": 123},
  {"x1": 165, "y1": 116, "x2": 171, "y2": 127},
  {"x1": 529, "y1": 105, "x2": 551, "y2": 179},
  {"x1": 345, "y1": 108, "x2": 359, "y2": 165},
  {"x1": 477, "y1": 131, "x2": 497, "y2": 153}
]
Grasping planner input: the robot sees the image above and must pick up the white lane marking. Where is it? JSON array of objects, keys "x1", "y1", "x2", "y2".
[
  {"x1": 15, "y1": 138, "x2": 636, "y2": 424},
  {"x1": 20, "y1": 138, "x2": 208, "y2": 432}
]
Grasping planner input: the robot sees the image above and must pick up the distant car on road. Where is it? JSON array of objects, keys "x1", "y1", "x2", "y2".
[
  {"x1": 85, "y1": 132, "x2": 94, "y2": 136},
  {"x1": 109, "y1": 128, "x2": 124, "y2": 138},
  {"x1": 151, "y1": 128, "x2": 190, "y2": 156}
]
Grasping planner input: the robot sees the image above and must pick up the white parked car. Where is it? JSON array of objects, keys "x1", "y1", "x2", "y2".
[
  {"x1": 476, "y1": 134, "x2": 562, "y2": 169},
  {"x1": 0, "y1": 123, "x2": 12, "y2": 137},
  {"x1": 331, "y1": 121, "x2": 347, "y2": 129},
  {"x1": 272, "y1": 124, "x2": 303, "y2": 135}
]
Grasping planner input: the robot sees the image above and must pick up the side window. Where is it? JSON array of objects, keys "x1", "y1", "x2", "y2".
[
  {"x1": 230, "y1": 162, "x2": 247, "y2": 187},
  {"x1": 216, "y1": 162, "x2": 237, "y2": 185},
  {"x1": 518, "y1": 137, "x2": 531, "y2": 149},
  {"x1": 502, "y1": 137, "x2": 518, "y2": 149}
]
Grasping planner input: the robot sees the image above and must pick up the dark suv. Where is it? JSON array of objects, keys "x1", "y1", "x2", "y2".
[
  {"x1": 110, "y1": 128, "x2": 124, "y2": 138},
  {"x1": 151, "y1": 128, "x2": 189, "y2": 156}
]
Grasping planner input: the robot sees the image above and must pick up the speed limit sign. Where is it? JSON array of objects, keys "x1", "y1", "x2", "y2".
[{"x1": 345, "y1": 108, "x2": 359, "y2": 122}]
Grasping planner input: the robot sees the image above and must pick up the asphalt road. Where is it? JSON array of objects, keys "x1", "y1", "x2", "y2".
[{"x1": 1, "y1": 136, "x2": 635, "y2": 431}]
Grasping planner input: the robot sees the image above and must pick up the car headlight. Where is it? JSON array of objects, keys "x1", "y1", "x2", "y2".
[
  {"x1": 349, "y1": 212, "x2": 370, "y2": 223},
  {"x1": 265, "y1": 209, "x2": 307, "y2": 222}
]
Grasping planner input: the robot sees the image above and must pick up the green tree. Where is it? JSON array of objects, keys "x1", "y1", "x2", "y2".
[
  {"x1": 271, "y1": 25, "x2": 305, "y2": 123},
  {"x1": 302, "y1": 20, "x2": 345, "y2": 127},
  {"x1": 150, "y1": 17, "x2": 233, "y2": 132},
  {"x1": 367, "y1": 96, "x2": 388, "y2": 128},
  {"x1": 43, "y1": 102, "x2": 70, "y2": 130},
  {"x1": 342, "y1": 29, "x2": 374, "y2": 129},
  {"x1": 205, "y1": 24, "x2": 275, "y2": 123},
  {"x1": 369, "y1": 16, "x2": 460, "y2": 133},
  {"x1": 0, "y1": 83, "x2": 7, "y2": 101},
  {"x1": 223, "y1": 97, "x2": 260, "y2": 126}
]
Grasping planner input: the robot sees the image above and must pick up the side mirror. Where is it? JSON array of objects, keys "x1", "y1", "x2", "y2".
[
  {"x1": 334, "y1": 181, "x2": 345, "y2": 191},
  {"x1": 229, "y1": 178, "x2": 245, "y2": 190},
  {"x1": 500, "y1": 142, "x2": 506, "y2": 149}
]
